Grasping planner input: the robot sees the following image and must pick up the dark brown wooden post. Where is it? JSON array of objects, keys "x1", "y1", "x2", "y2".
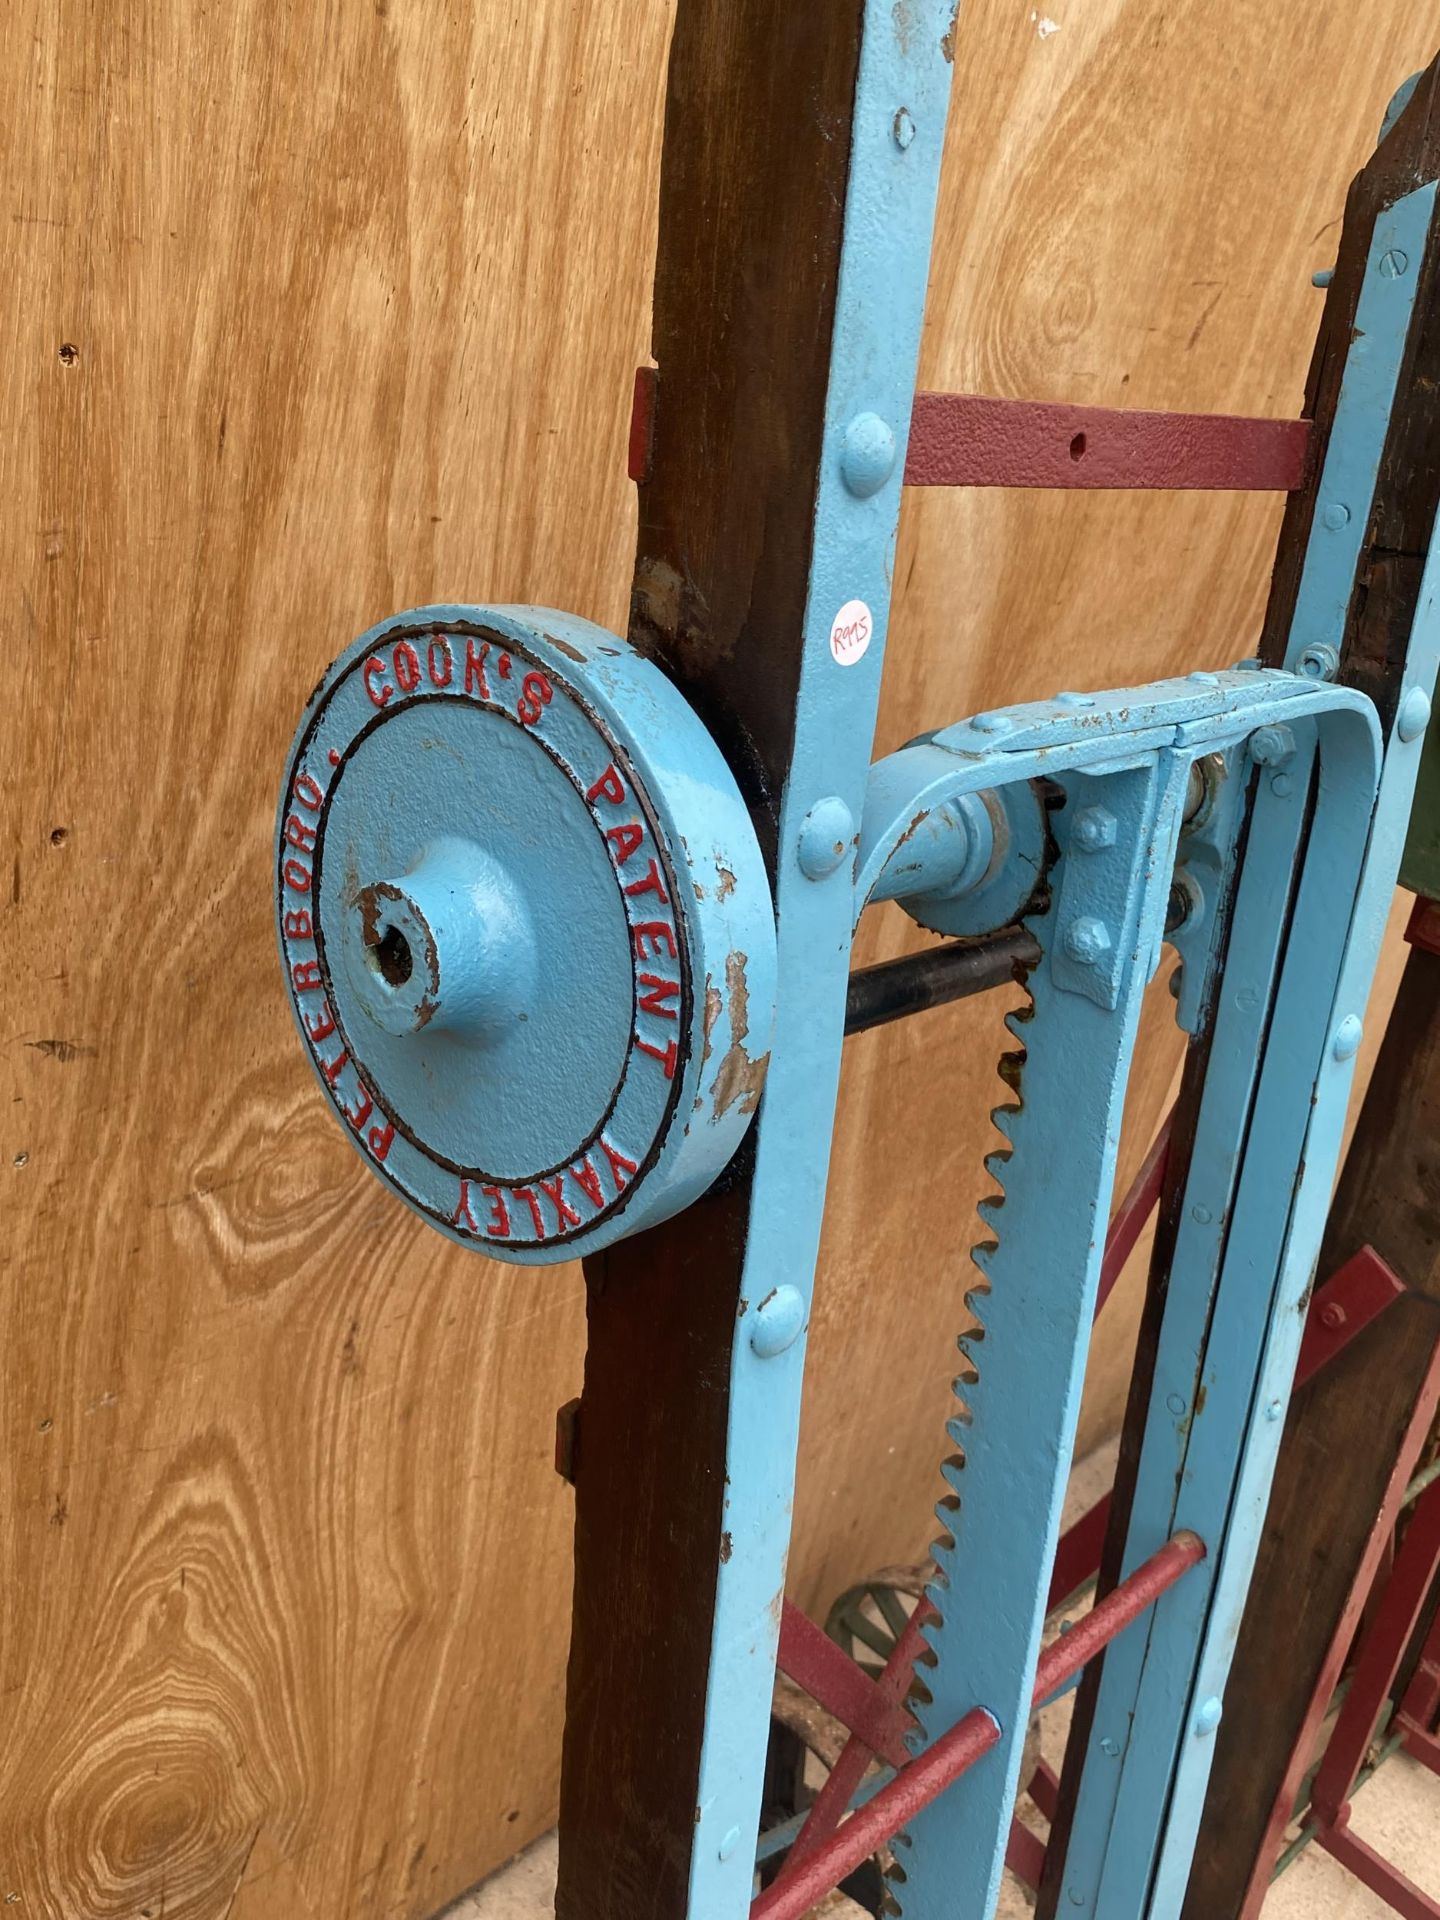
[
  {"x1": 555, "y1": 8, "x2": 867, "y2": 1915},
  {"x1": 1043, "y1": 56, "x2": 1440, "y2": 1920},
  {"x1": 1179, "y1": 944, "x2": 1440, "y2": 1915}
]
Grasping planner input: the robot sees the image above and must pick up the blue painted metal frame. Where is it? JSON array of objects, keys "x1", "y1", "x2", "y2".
[
  {"x1": 683, "y1": 6, "x2": 959, "y2": 1909},
  {"x1": 854, "y1": 674, "x2": 1382, "y2": 1919},
  {"x1": 1057, "y1": 184, "x2": 1440, "y2": 1920}
]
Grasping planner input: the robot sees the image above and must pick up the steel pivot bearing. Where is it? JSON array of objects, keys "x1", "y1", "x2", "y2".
[{"x1": 275, "y1": 605, "x2": 776, "y2": 1264}]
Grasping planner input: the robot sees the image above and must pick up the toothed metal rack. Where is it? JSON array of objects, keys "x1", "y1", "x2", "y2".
[{"x1": 274, "y1": 18, "x2": 1440, "y2": 1920}]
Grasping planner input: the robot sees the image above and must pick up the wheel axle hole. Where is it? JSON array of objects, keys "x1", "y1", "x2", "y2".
[
  {"x1": 371, "y1": 922, "x2": 414, "y2": 989},
  {"x1": 1069, "y1": 431, "x2": 1087, "y2": 462}
]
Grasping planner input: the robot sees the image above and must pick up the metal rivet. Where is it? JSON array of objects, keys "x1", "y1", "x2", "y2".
[
  {"x1": 1188, "y1": 671, "x2": 1221, "y2": 687},
  {"x1": 1191, "y1": 1203, "x2": 1212, "y2": 1226},
  {"x1": 1072, "y1": 806, "x2": 1117, "y2": 852},
  {"x1": 1397, "y1": 686, "x2": 1432, "y2": 743},
  {"x1": 1379, "y1": 248, "x2": 1410, "y2": 279},
  {"x1": 972, "y1": 710, "x2": 1015, "y2": 735},
  {"x1": 1055, "y1": 691, "x2": 1096, "y2": 709},
  {"x1": 1166, "y1": 1392, "x2": 1187, "y2": 1417},
  {"x1": 1297, "y1": 642, "x2": 1339, "y2": 682},
  {"x1": 1322, "y1": 502, "x2": 1352, "y2": 531},
  {"x1": 1194, "y1": 1696, "x2": 1224, "y2": 1736},
  {"x1": 1312, "y1": 267, "x2": 1335, "y2": 289},
  {"x1": 841, "y1": 411, "x2": 898, "y2": 497},
  {"x1": 1265, "y1": 1399, "x2": 1283, "y2": 1422},
  {"x1": 1064, "y1": 917, "x2": 1112, "y2": 966},
  {"x1": 750, "y1": 1284, "x2": 808, "y2": 1359},
  {"x1": 1271, "y1": 773, "x2": 1294, "y2": 799},
  {"x1": 1333, "y1": 1014, "x2": 1363, "y2": 1063},
  {"x1": 1068, "y1": 1887, "x2": 1086, "y2": 1908},
  {"x1": 797, "y1": 796, "x2": 854, "y2": 880},
  {"x1": 1100, "y1": 1736, "x2": 1120, "y2": 1757},
  {"x1": 893, "y1": 107, "x2": 916, "y2": 149},
  {"x1": 718, "y1": 1825, "x2": 742, "y2": 1862}
]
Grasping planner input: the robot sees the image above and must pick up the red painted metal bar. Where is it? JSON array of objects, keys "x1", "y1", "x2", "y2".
[
  {"x1": 1238, "y1": 1336, "x2": 1440, "y2": 1919},
  {"x1": 1027, "y1": 1757, "x2": 1062, "y2": 1824},
  {"x1": 1397, "y1": 1602, "x2": 1440, "y2": 1750},
  {"x1": 1316, "y1": 1821, "x2": 1440, "y2": 1920},
  {"x1": 1047, "y1": 1493, "x2": 1113, "y2": 1615},
  {"x1": 903, "y1": 393, "x2": 1312, "y2": 491},
  {"x1": 628, "y1": 371, "x2": 1314, "y2": 495},
  {"x1": 1006, "y1": 1817, "x2": 1048, "y2": 1890},
  {"x1": 779, "y1": 1598, "x2": 937, "y2": 1872},
  {"x1": 1311, "y1": 1475, "x2": 1440, "y2": 1826},
  {"x1": 1051, "y1": 1247, "x2": 1404, "y2": 1621},
  {"x1": 776, "y1": 1600, "x2": 915, "y2": 1770},
  {"x1": 1094, "y1": 1109, "x2": 1173, "y2": 1321},
  {"x1": 1408, "y1": 893, "x2": 1440, "y2": 958},
  {"x1": 750, "y1": 1533, "x2": 1205, "y2": 1920},
  {"x1": 1296, "y1": 1246, "x2": 1408, "y2": 1384},
  {"x1": 1404, "y1": 1724, "x2": 1440, "y2": 1779}
]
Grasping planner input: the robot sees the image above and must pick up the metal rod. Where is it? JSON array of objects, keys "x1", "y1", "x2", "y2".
[
  {"x1": 844, "y1": 929, "x2": 1040, "y2": 1036},
  {"x1": 749, "y1": 1532, "x2": 1206, "y2": 1920}
]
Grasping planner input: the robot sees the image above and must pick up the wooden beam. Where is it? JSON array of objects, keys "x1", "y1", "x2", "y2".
[{"x1": 555, "y1": 6, "x2": 866, "y2": 1914}]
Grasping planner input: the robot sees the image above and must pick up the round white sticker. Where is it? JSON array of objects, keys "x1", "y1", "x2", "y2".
[{"x1": 829, "y1": 599, "x2": 873, "y2": 667}]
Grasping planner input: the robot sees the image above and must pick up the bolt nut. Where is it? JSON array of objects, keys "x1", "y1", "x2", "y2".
[
  {"x1": 1297, "y1": 642, "x2": 1339, "y2": 682},
  {"x1": 1064, "y1": 916, "x2": 1112, "y2": 966},
  {"x1": 1249, "y1": 723, "x2": 1296, "y2": 769},
  {"x1": 1072, "y1": 806, "x2": 1118, "y2": 852}
]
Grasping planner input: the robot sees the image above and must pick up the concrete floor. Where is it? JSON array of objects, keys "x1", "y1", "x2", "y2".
[{"x1": 444, "y1": 1444, "x2": 1440, "y2": 1919}]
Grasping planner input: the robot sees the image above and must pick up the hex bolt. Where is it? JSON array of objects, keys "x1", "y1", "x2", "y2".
[
  {"x1": 1072, "y1": 806, "x2": 1117, "y2": 852},
  {"x1": 1064, "y1": 917, "x2": 1112, "y2": 966},
  {"x1": 1248, "y1": 723, "x2": 1296, "y2": 769},
  {"x1": 1297, "y1": 642, "x2": 1339, "y2": 682},
  {"x1": 1320, "y1": 1302, "x2": 1348, "y2": 1331}
]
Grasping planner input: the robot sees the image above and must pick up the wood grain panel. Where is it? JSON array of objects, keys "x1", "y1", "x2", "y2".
[
  {"x1": 0, "y1": 1, "x2": 1431, "y2": 1914},
  {"x1": 0, "y1": 4, "x2": 667, "y2": 1916}
]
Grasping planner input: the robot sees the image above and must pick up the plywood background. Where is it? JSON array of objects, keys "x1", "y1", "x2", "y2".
[{"x1": 1, "y1": 3, "x2": 1432, "y2": 1916}]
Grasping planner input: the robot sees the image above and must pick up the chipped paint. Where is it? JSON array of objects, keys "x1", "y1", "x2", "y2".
[{"x1": 712, "y1": 951, "x2": 770, "y2": 1118}]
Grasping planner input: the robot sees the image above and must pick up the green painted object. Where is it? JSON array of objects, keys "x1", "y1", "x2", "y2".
[{"x1": 1401, "y1": 718, "x2": 1440, "y2": 900}]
